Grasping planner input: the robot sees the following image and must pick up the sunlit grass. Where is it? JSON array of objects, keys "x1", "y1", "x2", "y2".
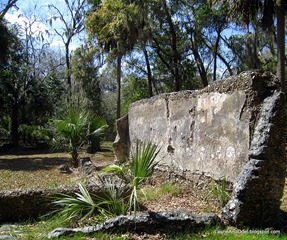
[
  {"x1": 0, "y1": 142, "x2": 115, "y2": 191},
  {"x1": 161, "y1": 182, "x2": 184, "y2": 197},
  {"x1": 6, "y1": 219, "x2": 286, "y2": 240},
  {"x1": 139, "y1": 182, "x2": 185, "y2": 203},
  {"x1": 0, "y1": 169, "x2": 78, "y2": 190}
]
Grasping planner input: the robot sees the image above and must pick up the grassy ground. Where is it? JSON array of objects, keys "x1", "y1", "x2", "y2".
[
  {"x1": 0, "y1": 142, "x2": 287, "y2": 239},
  {"x1": 0, "y1": 142, "x2": 114, "y2": 190}
]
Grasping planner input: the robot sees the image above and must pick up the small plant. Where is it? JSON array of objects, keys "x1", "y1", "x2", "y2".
[
  {"x1": 52, "y1": 183, "x2": 98, "y2": 222},
  {"x1": 211, "y1": 179, "x2": 231, "y2": 207},
  {"x1": 161, "y1": 183, "x2": 184, "y2": 197},
  {"x1": 52, "y1": 179, "x2": 130, "y2": 223},
  {"x1": 104, "y1": 140, "x2": 160, "y2": 214},
  {"x1": 53, "y1": 140, "x2": 160, "y2": 223},
  {"x1": 96, "y1": 176, "x2": 130, "y2": 218},
  {"x1": 47, "y1": 107, "x2": 108, "y2": 167},
  {"x1": 139, "y1": 187, "x2": 161, "y2": 201}
]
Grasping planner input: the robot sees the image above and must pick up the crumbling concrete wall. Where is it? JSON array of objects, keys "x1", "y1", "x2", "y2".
[
  {"x1": 128, "y1": 90, "x2": 249, "y2": 181},
  {"x1": 0, "y1": 184, "x2": 104, "y2": 222},
  {"x1": 115, "y1": 70, "x2": 286, "y2": 227}
]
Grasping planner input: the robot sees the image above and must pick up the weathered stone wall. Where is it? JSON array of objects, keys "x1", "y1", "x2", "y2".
[
  {"x1": 0, "y1": 184, "x2": 104, "y2": 222},
  {"x1": 116, "y1": 70, "x2": 286, "y2": 227},
  {"x1": 129, "y1": 90, "x2": 249, "y2": 181}
]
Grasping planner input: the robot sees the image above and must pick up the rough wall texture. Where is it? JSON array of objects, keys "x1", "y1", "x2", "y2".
[
  {"x1": 112, "y1": 115, "x2": 130, "y2": 163},
  {"x1": 0, "y1": 184, "x2": 104, "y2": 222},
  {"x1": 116, "y1": 70, "x2": 286, "y2": 227},
  {"x1": 128, "y1": 90, "x2": 249, "y2": 181}
]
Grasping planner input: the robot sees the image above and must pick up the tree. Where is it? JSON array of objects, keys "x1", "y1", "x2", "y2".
[
  {"x1": 71, "y1": 44, "x2": 102, "y2": 114},
  {"x1": 86, "y1": 0, "x2": 145, "y2": 119},
  {"x1": 0, "y1": 20, "x2": 13, "y2": 64},
  {"x1": 0, "y1": 13, "x2": 67, "y2": 146},
  {"x1": 212, "y1": 0, "x2": 286, "y2": 91},
  {"x1": 150, "y1": 0, "x2": 187, "y2": 91},
  {"x1": 0, "y1": 0, "x2": 18, "y2": 20},
  {"x1": 122, "y1": 75, "x2": 149, "y2": 114},
  {"x1": 0, "y1": 24, "x2": 27, "y2": 146},
  {"x1": 48, "y1": 0, "x2": 88, "y2": 101}
]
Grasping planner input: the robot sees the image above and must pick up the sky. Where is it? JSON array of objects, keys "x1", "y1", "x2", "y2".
[{"x1": 4, "y1": 0, "x2": 83, "y2": 51}]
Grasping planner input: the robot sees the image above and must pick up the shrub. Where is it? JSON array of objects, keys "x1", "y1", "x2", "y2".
[
  {"x1": 104, "y1": 140, "x2": 160, "y2": 213},
  {"x1": 47, "y1": 107, "x2": 108, "y2": 167}
]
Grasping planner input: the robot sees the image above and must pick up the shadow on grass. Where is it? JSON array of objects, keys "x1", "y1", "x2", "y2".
[
  {"x1": 0, "y1": 148, "x2": 66, "y2": 156},
  {"x1": 0, "y1": 157, "x2": 68, "y2": 171}
]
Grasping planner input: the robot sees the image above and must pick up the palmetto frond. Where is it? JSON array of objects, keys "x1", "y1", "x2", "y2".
[{"x1": 49, "y1": 107, "x2": 108, "y2": 167}]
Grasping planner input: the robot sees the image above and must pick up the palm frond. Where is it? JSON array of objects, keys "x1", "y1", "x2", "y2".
[
  {"x1": 130, "y1": 140, "x2": 160, "y2": 184},
  {"x1": 103, "y1": 164, "x2": 124, "y2": 175},
  {"x1": 52, "y1": 183, "x2": 97, "y2": 222}
]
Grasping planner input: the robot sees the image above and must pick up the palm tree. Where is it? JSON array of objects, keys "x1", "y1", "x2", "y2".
[
  {"x1": 51, "y1": 108, "x2": 108, "y2": 167},
  {"x1": 213, "y1": 0, "x2": 285, "y2": 92},
  {"x1": 86, "y1": 0, "x2": 145, "y2": 119}
]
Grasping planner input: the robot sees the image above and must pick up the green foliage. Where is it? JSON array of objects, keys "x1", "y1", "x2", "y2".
[
  {"x1": 48, "y1": 107, "x2": 108, "y2": 167},
  {"x1": 71, "y1": 45, "x2": 102, "y2": 116},
  {"x1": 0, "y1": 20, "x2": 13, "y2": 64},
  {"x1": 161, "y1": 183, "x2": 184, "y2": 197},
  {"x1": 104, "y1": 140, "x2": 160, "y2": 213},
  {"x1": 87, "y1": 115, "x2": 109, "y2": 153},
  {"x1": 122, "y1": 75, "x2": 149, "y2": 114},
  {"x1": 96, "y1": 176, "x2": 129, "y2": 218},
  {"x1": 86, "y1": 0, "x2": 142, "y2": 55},
  {"x1": 52, "y1": 179, "x2": 129, "y2": 223},
  {"x1": 52, "y1": 183, "x2": 98, "y2": 222},
  {"x1": 18, "y1": 124, "x2": 45, "y2": 145},
  {"x1": 211, "y1": 179, "x2": 231, "y2": 207},
  {"x1": 129, "y1": 141, "x2": 159, "y2": 188},
  {"x1": 0, "y1": 23, "x2": 66, "y2": 146}
]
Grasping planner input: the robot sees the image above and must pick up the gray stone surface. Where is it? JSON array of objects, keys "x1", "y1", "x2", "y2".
[
  {"x1": 222, "y1": 89, "x2": 286, "y2": 227},
  {"x1": 0, "y1": 184, "x2": 106, "y2": 223},
  {"x1": 113, "y1": 115, "x2": 130, "y2": 162},
  {"x1": 118, "y1": 70, "x2": 286, "y2": 227},
  {"x1": 128, "y1": 72, "x2": 255, "y2": 181},
  {"x1": 48, "y1": 209, "x2": 222, "y2": 238}
]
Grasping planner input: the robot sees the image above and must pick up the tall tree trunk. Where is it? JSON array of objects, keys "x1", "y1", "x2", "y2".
[
  {"x1": 143, "y1": 47, "x2": 153, "y2": 97},
  {"x1": 163, "y1": 0, "x2": 181, "y2": 91},
  {"x1": 116, "y1": 54, "x2": 122, "y2": 119},
  {"x1": 190, "y1": 33, "x2": 208, "y2": 87},
  {"x1": 276, "y1": 0, "x2": 285, "y2": 93},
  {"x1": 65, "y1": 42, "x2": 72, "y2": 103},
  {"x1": 213, "y1": 30, "x2": 221, "y2": 81}
]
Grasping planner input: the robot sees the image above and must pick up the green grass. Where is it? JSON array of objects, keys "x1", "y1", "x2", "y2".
[
  {"x1": 6, "y1": 219, "x2": 286, "y2": 240},
  {"x1": 140, "y1": 182, "x2": 185, "y2": 203},
  {"x1": 161, "y1": 182, "x2": 184, "y2": 197}
]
